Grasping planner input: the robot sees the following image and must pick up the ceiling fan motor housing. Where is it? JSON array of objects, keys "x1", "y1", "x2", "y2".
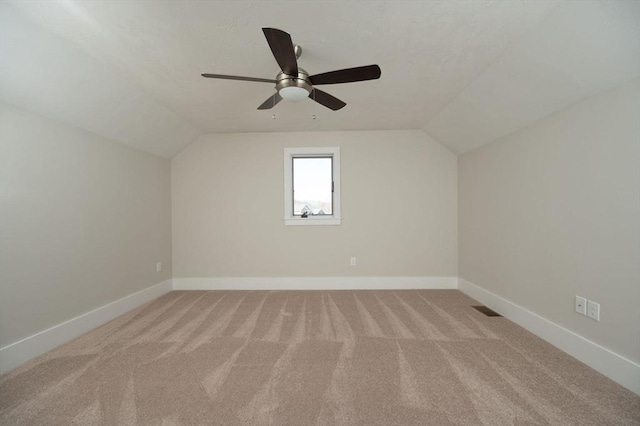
[{"x1": 276, "y1": 68, "x2": 312, "y2": 101}]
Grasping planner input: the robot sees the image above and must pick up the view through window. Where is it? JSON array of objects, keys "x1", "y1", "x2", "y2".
[{"x1": 293, "y1": 157, "x2": 333, "y2": 215}]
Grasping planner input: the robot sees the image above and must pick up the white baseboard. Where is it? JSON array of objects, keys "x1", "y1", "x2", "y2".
[
  {"x1": 173, "y1": 276, "x2": 457, "y2": 291},
  {"x1": 458, "y1": 278, "x2": 640, "y2": 396},
  {"x1": 0, "y1": 279, "x2": 173, "y2": 375}
]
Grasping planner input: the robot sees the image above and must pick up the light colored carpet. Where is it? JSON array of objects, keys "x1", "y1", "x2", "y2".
[{"x1": 1, "y1": 290, "x2": 638, "y2": 425}]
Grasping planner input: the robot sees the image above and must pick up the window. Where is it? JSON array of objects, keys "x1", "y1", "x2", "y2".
[{"x1": 284, "y1": 147, "x2": 341, "y2": 225}]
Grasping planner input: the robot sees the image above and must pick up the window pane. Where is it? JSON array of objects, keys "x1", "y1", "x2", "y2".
[{"x1": 293, "y1": 157, "x2": 332, "y2": 215}]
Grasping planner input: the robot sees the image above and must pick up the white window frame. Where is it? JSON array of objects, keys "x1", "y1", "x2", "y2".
[{"x1": 284, "y1": 147, "x2": 341, "y2": 226}]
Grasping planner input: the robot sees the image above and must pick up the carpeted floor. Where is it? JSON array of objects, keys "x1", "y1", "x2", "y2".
[{"x1": 0, "y1": 290, "x2": 638, "y2": 425}]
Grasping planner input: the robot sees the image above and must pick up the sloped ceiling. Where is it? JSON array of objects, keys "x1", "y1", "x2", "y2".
[{"x1": 1, "y1": 0, "x2": 638, "y2": 158}]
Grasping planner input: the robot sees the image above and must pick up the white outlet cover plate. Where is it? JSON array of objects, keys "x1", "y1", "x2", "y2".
[
  {"x1": 587, "y1": 300, "x2": 600, "y2": 321},
  {"x1": 575, "y1": 296, "x2": 587, "y2": 315}
]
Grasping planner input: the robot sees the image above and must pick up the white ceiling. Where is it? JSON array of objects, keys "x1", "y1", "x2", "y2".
[{"x1": 1, "y1": 0, "x2": 638, "y2": 158}]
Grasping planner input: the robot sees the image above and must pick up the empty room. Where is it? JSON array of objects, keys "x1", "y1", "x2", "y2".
[{"x1": 0, "y1": 0, "x2": 639, "y2": 424}]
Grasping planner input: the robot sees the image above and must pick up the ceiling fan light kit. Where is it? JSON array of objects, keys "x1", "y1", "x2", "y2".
[
  {"x1": 276, "y1": 69, "x2": 312, "y2": 102},
  {"x1": 202, "y1": 28, "x2": 381, "y2": 111}
]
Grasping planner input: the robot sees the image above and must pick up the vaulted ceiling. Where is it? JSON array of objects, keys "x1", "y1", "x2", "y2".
[{"x1": 1, "y1": 1, "x2": 638, "y2": 158}]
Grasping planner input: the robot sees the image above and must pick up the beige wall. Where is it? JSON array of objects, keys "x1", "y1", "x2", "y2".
[
  {"x1": 172, "y1": 130, "x2": 458, "y2": 278},
  {"x1": 0, "y1": 104, "x2": 172, "y2": 347},
  {"x1": 459, "y1": 79, "x2": 640, "y2": 363}
]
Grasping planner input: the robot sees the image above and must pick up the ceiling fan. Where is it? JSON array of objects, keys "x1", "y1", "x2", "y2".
[{"x1": 202, "y1": 28, "x2": 381, "y2": 111}]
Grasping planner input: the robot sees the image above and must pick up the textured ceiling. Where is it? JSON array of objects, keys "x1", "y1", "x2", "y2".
[{"x1": 1, "y1": 1, "x2": 638, "y2": 158}]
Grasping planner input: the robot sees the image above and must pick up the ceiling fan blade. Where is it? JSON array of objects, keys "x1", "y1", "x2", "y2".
[
  {"x1": 257, "y1": 92, "x2": 283, "y2": 110},
  {"x1": 202, "y1": 73, "x2": 276, "y2": 83},
  {"x1": 262, "y1": 28, "x2": 298, "y2": 75},
  {"x1": 309, "y1": 65, "x2": 381, "y2": 85},
  {"x1": 309, "y1": 89, "x2": 346, "y2": 111}
]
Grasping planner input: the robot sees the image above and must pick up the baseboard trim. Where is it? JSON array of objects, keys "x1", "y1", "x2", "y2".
[
  {"x1": 173, "y1": 276, "x2": 457, "y2": 291},
  {"x1": 0, "y1": 279, "x2": 173, "y2": 375},
  {"x1": 458, "y1": 278, "x2": 640, "y2": 396}
]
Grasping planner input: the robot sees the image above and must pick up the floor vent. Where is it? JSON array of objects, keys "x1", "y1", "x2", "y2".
[{"x1": 472, "y1": 305, "x2": 502, "y2": 317}]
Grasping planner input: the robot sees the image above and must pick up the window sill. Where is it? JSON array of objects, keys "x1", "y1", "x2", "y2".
[{"x1": 284, "y1": 217, "x2": 342, "y2": 226}]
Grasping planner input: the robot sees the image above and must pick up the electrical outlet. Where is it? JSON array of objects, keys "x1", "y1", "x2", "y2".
[
  {"x1": 575, "y1": 296, "x2": 587, "y2": 315},
  {"x1": 350, "y1": 257, "x2": 357, "y2": 266},
  {"x1": 587, "y1": 300, "x2": 600, "y2": 321},
  {"x1": 156, "y1": 262, "x2": 162, "y2": 272}
]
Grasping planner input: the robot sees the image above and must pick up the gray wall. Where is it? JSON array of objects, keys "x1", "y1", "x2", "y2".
[
  {"x1": 458, "y1": 79, "x2": 640, "y2": 363},
  {"x1": 0, "y1": 104, "x2": 173, "y2": 348},
  {"x1": 172, "y1": 130, "x2": 458, "y2": 278}
]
